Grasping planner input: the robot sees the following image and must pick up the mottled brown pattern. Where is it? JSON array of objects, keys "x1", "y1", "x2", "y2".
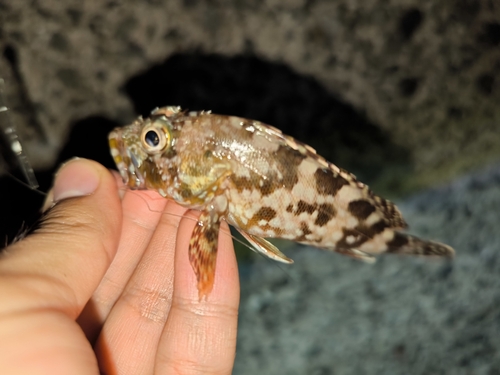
[
  {"x1": 189, "y1": 211, "x2": 220, "y2": 299},
  {"x1": 336, "y1": 228, "x2": 369, "y2": 249},
  {"x1": 275, "y1": 145, "x2": 304, "y2": 189},
  {"x1": 143, "y1": 159, "x2": 164, "y2": 188},
  {"x1": 204, "y1": 225, "x2": 218, "y2": 243},
  {"x1": 286, "y1": 204, "x2": 294, "y2": 213},
  {"x1": 301, "y1": 222, "x2": 312, "y2": 236},
  {"x1": 373, "y1": 195, "x2": 408, "y2": 229},
  {"x1": 276, "y1": 144, "x2": 307, "y2": 166},
  {"x1": 259, "y1": 178, "x2": 277, "y2": 196},
  {"x1": 386, "y1": 233, "x2": 453, "y2": 257},
  {"x1": 314, "y1": 168, "x2": 349, "y2": 196},
  {"x1": 335, "y1": 222, "x2": 387, "y2": 247},
  {"x1": 348, "y1": 200, "x2": 376, "y2": 220},
  {"x1": 296, "y1": 200, "x2": 317, "y2": 215},
  {"x1": 386, "y1": 232, "x2": 409, "y2": 250},
  {"x1": 359, "y1": 220, "x2": 387, "y2": 238},
  {"x1": 254, "y1": 207, "x2": 277, "y2": 221},
  {"x1": 230, "y1": 174, "x2": 256, "y2": 192},
  {"x1": 180, "y1": 187, "x2": 193, "y2": 199},
  {"x1": 296, "y1": 222, "x2": 313, "y2": 242},
  {"x1": 314, "y1": 203, "x2": 336, "y2": 227}
]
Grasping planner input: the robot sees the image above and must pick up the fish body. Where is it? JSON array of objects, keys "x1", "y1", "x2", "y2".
[{"x1": 109, "y1": 106, "x2": 454, "y2": 298}]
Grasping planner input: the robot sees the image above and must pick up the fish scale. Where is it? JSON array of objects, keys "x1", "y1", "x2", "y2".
[{"x1": 109, "y1": 106, "x2": 454, "y2": 299}]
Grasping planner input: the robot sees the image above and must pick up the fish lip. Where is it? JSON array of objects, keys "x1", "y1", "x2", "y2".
[{"x1": 108, "y1": 128, "x2": 146, "y2": 190}]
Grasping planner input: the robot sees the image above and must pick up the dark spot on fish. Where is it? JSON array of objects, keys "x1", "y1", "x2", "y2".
[
  {"x1": 348, "y1": 200, "x2": 376, "y2": 220},
  {"x1": 386, "y1": 232, "x2": 409, "y2": 252},
  {"x1": 204, "y1": 225, "x2": 218, "y2": 243},
  {"x1": 374, "y1": 196, "x2": 408, "y2": 229},
  {"x1": 254, "y1": 207, "x2": 277, "y2": 221},
  {"x1": 296, "y1": 222, "x2": 313, "y2": 242},
  {"x1": 275, "y1": 145, "x2": 304, "y2": 189},
  {"x1": 301, "y1": 222, "x2": 312, "y2": 235},
  {"x1": 230, "y1": 175, "x2": 254, "y2": 192},
  {"x1": 315, "y1": 203, "x2": 336, "y2": 226},
  {"x1": 366, "y1": 220, "x2": 387, "y2": 238},
  {"x1": 296, "y1": 200, "x2": 317, "y2": 215},
  {"x1": 336, "y1": 228, "x2": 369, "y2": 248},
  {"x1": 286, "y1": 204, "x2": 294, "y2": 213},
  {"x1": 259, "y1": 178, "x2": 276, "y2": 196},
  {"x1": 359, "y1": 220, "x2": 387, "y2": 238},
  {"x1": 180, "y1": 187, "x2": 192, "y2": 199},
  {"x1": 276, "y1": 144, "x2": 306, "y2": 166},
  {"x1": 314, "y1": 168, "x2": 348, "y2": 196}
]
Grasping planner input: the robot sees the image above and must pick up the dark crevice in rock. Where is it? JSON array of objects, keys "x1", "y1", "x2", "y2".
[
  {"x1": 399, "y1": 8, "x2": 424, "y2": 40},
  {"x1": 478, "y1": 22, "x2": 500, "y2": 47},
  {"x1": 476, "y1": 73, "x2": 495, "y2": 95},
  {"x1": 399, "y1": 77, "x2": 419, "y2": 97}
]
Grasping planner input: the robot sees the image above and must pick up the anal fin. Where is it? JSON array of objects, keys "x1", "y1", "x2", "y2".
[
  {"x1": 236, "y1": 229, "x2": 294, "y2": 264},
  {"x1": 189, "y1": 210, "x2": 220, "y2": 299},
  {"x1": 335, "y1": 248, "x2": 376, "y2": 263}
]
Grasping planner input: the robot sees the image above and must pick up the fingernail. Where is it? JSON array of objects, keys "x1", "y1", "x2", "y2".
[
  {"x1": 41, "y1": 190, "x2": 54, "y2": 213},
  {"x1": 53, "y1": 158, "x2": 100, "y2": 202}
]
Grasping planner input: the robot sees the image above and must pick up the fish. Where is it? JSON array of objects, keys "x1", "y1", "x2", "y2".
[{"x1": 109, "y1": 106, "x2": 454, "y2": 298}]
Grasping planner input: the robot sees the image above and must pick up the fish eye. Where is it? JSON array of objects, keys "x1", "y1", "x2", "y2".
[
  {"x1": 145, "y1": 130, "x2": 159, "y2": 147},
  {"x1": 140, "y1": 122, "x2": 170, "y2": 153}
]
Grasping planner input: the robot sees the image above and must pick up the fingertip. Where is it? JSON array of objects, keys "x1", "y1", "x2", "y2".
[
  {"x1": 53, "y1": 158, "x2": 101, "y2": 202},
  {"x1": 42, "y1": 158, "x2": 120, "y2": 211}
]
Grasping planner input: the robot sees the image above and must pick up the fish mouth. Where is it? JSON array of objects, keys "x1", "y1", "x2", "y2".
[{"x1": 108, "y1": 129, "x2": 146, "y2": 190}]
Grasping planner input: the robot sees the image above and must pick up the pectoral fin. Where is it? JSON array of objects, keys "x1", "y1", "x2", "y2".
[
  {"x1": 189, "y1": 210, "x2": 220, "y2": 299},
  {"x1": 236, "y1": 229, "x2": 294, "y2": 264}
]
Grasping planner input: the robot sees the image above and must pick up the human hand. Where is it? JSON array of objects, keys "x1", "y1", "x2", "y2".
[{"x1": 0, "y1": 158, "x2": 240, "y2": 375}]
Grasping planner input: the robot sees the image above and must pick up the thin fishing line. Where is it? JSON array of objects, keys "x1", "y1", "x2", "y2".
[{"x1": 6, "y1": 171, "x2": 47, "y2": 197}]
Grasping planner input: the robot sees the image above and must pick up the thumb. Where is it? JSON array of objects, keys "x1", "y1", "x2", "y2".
[{"x1": 0, "y1": 158, "x2": 123, "y2": 317}]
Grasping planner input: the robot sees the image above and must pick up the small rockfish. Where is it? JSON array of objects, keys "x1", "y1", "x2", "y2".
[{"x1": 109, "y1": 106, "x2": 454, "y2": 298}]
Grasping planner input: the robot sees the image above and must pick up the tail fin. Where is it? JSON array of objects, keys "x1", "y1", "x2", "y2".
[{"x1": 386, "y1": 232, "x2": 455, "y2": 258}]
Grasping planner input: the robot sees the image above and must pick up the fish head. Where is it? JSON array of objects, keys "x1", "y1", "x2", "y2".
[{"x1": 108, "y1": 107, "x2": 181, "y2": 190}]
